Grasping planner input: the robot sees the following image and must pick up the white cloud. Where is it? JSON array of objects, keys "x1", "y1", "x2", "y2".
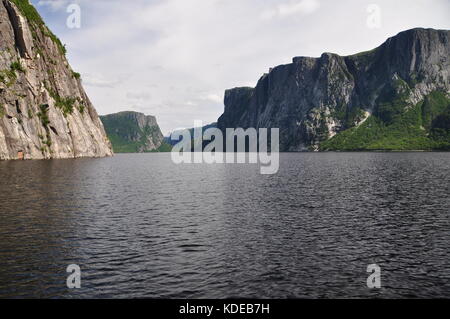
[
  {"x1": 37, "y1": 0, "x2": 70, "y2": 11},
  {"x1": 82, "y1": 73, "x2": 123, "y2": 88},
  {"x1": 261, "y1": 0, "x2": 320, "y2": 20},
  {"x1": 201, "y1": 94, "x2": 223, "y2": 104},
  {"x1": 126, "y1": 91, "x2": 151, "y2": 101}
]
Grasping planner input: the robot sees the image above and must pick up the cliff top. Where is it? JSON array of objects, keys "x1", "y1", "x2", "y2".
[
  {"x1": 101, "y1": 111, "x2": 157, "y2": 119},
  {"x1": 292, "y1": 28, "x2": 449, "y2": 63},
  {"x1": 6, "y1": 0, "x2": 66, "y2": 55}
]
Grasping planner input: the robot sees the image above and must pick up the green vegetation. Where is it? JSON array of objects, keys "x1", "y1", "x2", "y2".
[
  {"x1": 78, "y1": 100, "x2": 86, "y2": 114},
  {"x1": 105, "y1": 134, "x2": 149, "y2": 153},
  {"x1": 37, "y1": 104, "x2": 52, "y2": 151},
  {"x1": 154, "y1": 142, "x2": 173, "y2": 152},
  {"x1": 43, "y1": 138, "x2": 52, "y2": 147},
  {"x1": 105, "y1": 125, "x2": 166, "y2": 153},
  {"x1": 0, "y1": 105, "x2": 5, "y2": 118},
  {"x1": 9, "y1": 0, "x2": 44, "y2": 25},
  {"x1": 429, "y1": 107, "x2": 450, "y2": 150},
  {"x1": 72, "y1": 71, "x2": 81, "y2": 80},
  {"x1": 10, "y1": 61, "x2": 25, "y2": 73},
  {"x1": 421, "y1": 91, "x2": 449, "y2": 129},
  {"x1": 376, "y1": 77, "x2": 411, "y2": 124},
  {"x1": 349, "y1": 47, "x2": 378, "y2": 58},
  {"x1": 0, "y1": 61, "x2": 25, "y2": 87},
  {"x1": 46, "y1": 85, "x2": 76, "y2": 116},
  {"x1": 320, "y1": 90, "x2": 450, "y2": 151},
  {"x1": 37, "y1": 104, "x2": 50, "y2": 126},
  {"x1": 315, "y1": 112, "x2": 329, "y2": 140},
  {"x1": 105, "y1": 135, "x2": 171, "y2": 153},
  {"x1": 55, "y1": 96, "x2": 76, "y2": 117},
  {"x1": 100, "y1": 113, "x2": 167, "y2": 153},
  {"x1": 332, "y1": 105, "x2": 367, "y2": 130},
  {"x1": 10, "y1": 0, "x2": 66, "y2": 55},
  {"x1": 106, "y1": 133, "x2": 141, "y2": 153},
  {"x1": 42, "y1": 28, "x2": 66, "y2": 55}
]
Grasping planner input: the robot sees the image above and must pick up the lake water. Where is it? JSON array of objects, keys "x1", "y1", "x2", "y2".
[{"x1": 0, "y1": 153, "x2": 449, "y2": 298}]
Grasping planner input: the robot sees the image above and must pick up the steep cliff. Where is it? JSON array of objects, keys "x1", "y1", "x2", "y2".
[
  {"x1": 218, "y1": 28, "x2": 450, "y2": 151},
  {"x1": 0, "y1": 0, "x2": 112, "y2": 160},
  {"x1": 100, "y1": 111, "x2": 167, "y2": 153}
]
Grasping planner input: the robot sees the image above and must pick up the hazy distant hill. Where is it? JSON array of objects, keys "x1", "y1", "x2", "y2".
[
  {"x1": 165, "y1": 122, "x2": 217, "y2": 148},
  {"x1": 100, "y1": 111, "x2": 171, "y2": 153}
]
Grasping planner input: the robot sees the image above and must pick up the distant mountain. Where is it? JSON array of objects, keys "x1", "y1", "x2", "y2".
[
  {"x1": 218, "y1": 28, "x2": 450, "y2": 151},
  {"x1": 165, "y1": 122, "x2": 217, "y2": 147},
  {"x1": 100, "y1": 111, "x2": 170, "y2": 153}
]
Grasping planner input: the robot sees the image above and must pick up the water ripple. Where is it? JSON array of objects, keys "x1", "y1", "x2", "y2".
[{"x1": 0, "y1": 153, "x2": 449, "y2": 298}]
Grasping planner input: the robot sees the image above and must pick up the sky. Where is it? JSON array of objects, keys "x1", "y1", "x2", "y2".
[{"x1": 32, "y1": 0, "x2": 450, "y2": 135}]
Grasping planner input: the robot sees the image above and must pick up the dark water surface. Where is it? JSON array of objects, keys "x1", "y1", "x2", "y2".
[{"x1": 0, "y1": 153, "x2": 449, "y2": 298}]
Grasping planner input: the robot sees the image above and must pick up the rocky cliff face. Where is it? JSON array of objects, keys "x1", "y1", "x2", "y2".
[
  {"x1": 0, "y1": 0, "x2": 112, "y2": 160},
  {"x1": 218, "y1": 28, "x2": 450, "y2": 151},
  {"x1": 100, "y1": 111, "x2": 165, "y2": 153}
]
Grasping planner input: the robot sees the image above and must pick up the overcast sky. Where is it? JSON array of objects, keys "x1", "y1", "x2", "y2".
[{"x1": 32, "y1": 0, "x2": 450, "y2": 134}]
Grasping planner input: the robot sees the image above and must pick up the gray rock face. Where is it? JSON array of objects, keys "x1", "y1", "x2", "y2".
[
  {"x1": 0, "y1": 0, "x2": 112, "y2": 160},
  {"x1": 218, "y1": 28, "x2": 450, "y2": 151},
  {"x1": 100, "y1": 111, "x2": 165, "y2": 153}
]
